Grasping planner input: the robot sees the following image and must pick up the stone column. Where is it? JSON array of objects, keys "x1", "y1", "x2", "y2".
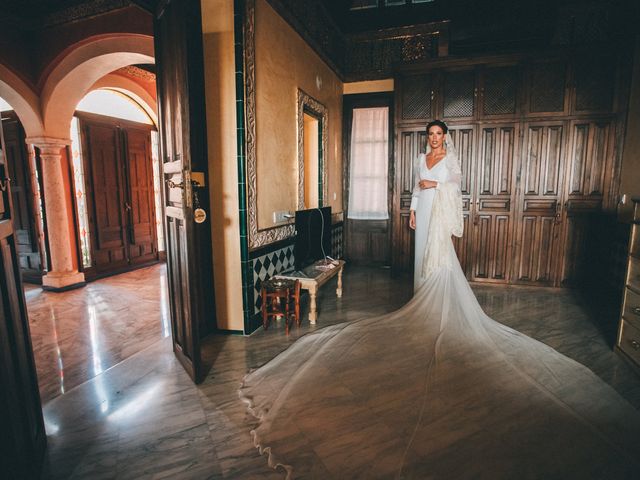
[{"x1": 27, "y1": 137, "x2": 85, "y2": 290}]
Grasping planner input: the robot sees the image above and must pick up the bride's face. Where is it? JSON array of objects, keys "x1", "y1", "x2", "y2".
[{"x1": 428, "y1": 126, "x2": 445, "y2": 150}]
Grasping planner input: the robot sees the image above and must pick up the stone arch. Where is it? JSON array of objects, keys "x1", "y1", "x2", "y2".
[
  {"x1": 0, "y1": 63, "x2": 44, "y2": 137},
  {"x1": 41, "y1": 34, "x2": 154, "y2": 139}
]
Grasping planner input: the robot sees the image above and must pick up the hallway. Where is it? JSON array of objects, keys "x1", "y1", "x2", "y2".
[{"x1": 31, "y1": 265, "x2": 640, "y2": 479}]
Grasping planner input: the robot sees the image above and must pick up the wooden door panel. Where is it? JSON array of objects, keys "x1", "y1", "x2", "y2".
[
  {"x1": 513, "y1": 122, "x2": 565, "y2": 286},
  {"x1": 471, "y1": 124, "x2": 516, "y2": 283},
  {"x1": 84, "y1": 122, "x2": 128, "y2": 272},
  {"x1": 125, "y1": 128, "x2": 157, "y2": 265},
  {"x1": 481, "y1": 65, "x2": 519, "y2": 118},
  {"x1": 526, "y1": 59, "x2": 568, "y2": 115},
  {"x1": 156, "y1": 0, "x2": 215, "y2": 383}
]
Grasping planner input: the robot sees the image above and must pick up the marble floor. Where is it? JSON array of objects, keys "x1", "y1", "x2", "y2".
[{"x1": 27, "y1": 264, "x2": 640, "y2": 479}]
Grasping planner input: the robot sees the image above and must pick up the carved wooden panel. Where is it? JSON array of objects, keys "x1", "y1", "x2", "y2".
[
  {"x1": 523, "y1": 124, "x2": 564, "y2": 196},
  {"x1": 528, "y1": 60, "x2": 567, "y2": 114},
  {"x1": 401, "y1": 74, "x2": 433, "y2": 120},
  {"x1": 472, "y1": 214, "x2": 511, "y2": 281},
  {"x1": 443, "y1": 70, "x2": 475, "y2": 119},
  {"x1": 447, "y1": 126, "x2": 474, "y2": 196},
  {"x1": 482, "y1": 65, "x2": 518, "y2": 116},
  {"x1": 515, "y1": 215, "x2": 558, "y2": 283},
  {"x1": 567, "y1": 121, "x2": 611, "y2": 197}
]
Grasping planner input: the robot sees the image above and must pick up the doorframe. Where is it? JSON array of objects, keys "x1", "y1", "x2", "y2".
[{"x1": 342, "y1": 92, "x2": 394, "y2": 265}]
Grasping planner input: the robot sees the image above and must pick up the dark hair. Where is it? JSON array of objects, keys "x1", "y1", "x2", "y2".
[{"x1": 426, "y1": 119, "x2": 448, "y2": 134}]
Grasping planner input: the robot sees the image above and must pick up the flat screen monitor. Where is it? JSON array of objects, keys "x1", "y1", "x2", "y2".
[{"x1": 294, "y1": 207, "x2": 331, "y2": 270}]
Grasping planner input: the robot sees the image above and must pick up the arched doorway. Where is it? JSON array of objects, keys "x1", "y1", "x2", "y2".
[{"x1": 70, "y1": 87, "x2": 165, "y2": 278}]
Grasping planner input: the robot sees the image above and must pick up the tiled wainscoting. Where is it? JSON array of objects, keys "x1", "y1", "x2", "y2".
[{"x1": 247, "y1": 222, "x2": 343, "y2": 333}]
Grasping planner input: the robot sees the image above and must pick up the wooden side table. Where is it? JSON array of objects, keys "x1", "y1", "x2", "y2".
[{"x1": 275, "y1": 260, "x2": 345, "y2": 324}]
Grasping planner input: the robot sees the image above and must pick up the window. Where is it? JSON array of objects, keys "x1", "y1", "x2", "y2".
[
  {"x1": 76, "y1": 89, "x2": 153, "y2": 124},
  {"x1": 348, "y1": 107, "x2": 389, "y2": 220}
]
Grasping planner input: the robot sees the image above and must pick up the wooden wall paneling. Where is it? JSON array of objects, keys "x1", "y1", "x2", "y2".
[
  {"x1": 513, "y1": 122, "x2": 565, "y2": 285},
  {"x1": 124, "y1": 127, "x2": 158, "y2": 265},
  {"x1": 470, "y1": 123, "x2": 518, "y2": 283}
]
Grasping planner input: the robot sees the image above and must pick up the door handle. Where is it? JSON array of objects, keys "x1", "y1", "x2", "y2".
[
  {"x1": 125, "y1": 202, "x2": 132, "y2": 211},
  {"x1": 165, "y1": 179, "x2": 184, "y2": 189},
  {"x1": 0, "y1": 177, "x2": 11, "y2": 191}
]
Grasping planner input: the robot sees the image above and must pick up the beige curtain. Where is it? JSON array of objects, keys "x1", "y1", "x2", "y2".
[{"x1": 347, "y1": 107, "x2": 389, "y2": 220}]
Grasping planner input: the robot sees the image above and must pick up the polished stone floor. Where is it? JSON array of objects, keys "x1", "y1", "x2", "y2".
[{"x1": 27, "y1": 264, "x2": 640, "y2": 479}]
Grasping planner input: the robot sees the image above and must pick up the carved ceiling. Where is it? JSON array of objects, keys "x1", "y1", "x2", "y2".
[{"x1": 0, "y1": 0, "x2": 156, "y2": 28}]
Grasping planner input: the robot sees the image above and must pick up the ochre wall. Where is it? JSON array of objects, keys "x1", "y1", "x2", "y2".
[
  {"x1": 343, "y1": 79, "x2": 394, "y2": 95},
  {"x1": 201, "y1": 0, "x2": 244, "y2": 331},
  {"x1": 619, "y1": 35, "x2": 640, "y2": 220},
  {"x1": 255, "y1": 0, "x2": 343, "y2": 229}
]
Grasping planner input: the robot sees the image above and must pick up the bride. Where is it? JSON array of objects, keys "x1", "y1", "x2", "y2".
[{"x1": 240, "y1": 121, "x2": 640, "y2": 479}]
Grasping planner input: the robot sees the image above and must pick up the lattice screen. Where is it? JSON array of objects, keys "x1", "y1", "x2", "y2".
[
  {"x1": 444, "y1": 70, "x2": 475, "y2": 118},
  {"x1": 401, "y1": 74, "x2": 432, "y2": 120},
  {"x1": 483, "y1": 66, "x2": 517, "y2": 115},
  {"x1": 530, "y1": 61, "x2": 566, "y2": 112},
  {"x1": 574, "y1": 57, "x2": 612, "y2": 112}
]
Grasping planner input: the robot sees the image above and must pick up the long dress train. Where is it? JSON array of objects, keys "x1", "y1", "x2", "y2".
[{"x1": 239, "y1": 146, "x2": 640, "y2": 479}]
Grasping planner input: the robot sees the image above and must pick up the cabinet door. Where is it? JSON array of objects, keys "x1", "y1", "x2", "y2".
[
  {"x1": 560, "y1": 120, "x2": 614, "y2": 286},
  {"x1": 441, "y1": 69, "x2": 476, "y2": 121},
  {"x1": 512, "y1": 123, "x2": 565, "y2": 285},
  {"x1": 480, "y1": 65, "x2": 519, "y2": 119},
  {"x1": 398, "y1": 73, "x2": 434, "y2": 123},
  {"x1": 526, "y1": 59, "x2": 568, "y2": 116},
  {"x1": 572, "y1": 54, "x2": 613, "y2": 114},
  {"x1": 470, "y1": 124, "x2": 518, "y2": 283}
]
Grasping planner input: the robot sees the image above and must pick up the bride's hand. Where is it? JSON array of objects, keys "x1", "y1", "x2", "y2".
[
  {"x1": 419, "y1": 180, "x2": 437, "y2": 189},
  {"x1": 409, "y1": 210, "x2": 416, "y2": 230}
]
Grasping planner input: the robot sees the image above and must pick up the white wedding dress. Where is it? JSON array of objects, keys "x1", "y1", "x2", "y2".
[{"x1": 240, "y1": 138, "x2": 640, "y2": 479}]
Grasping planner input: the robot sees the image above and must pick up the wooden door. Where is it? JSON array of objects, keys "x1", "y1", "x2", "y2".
[
  {"x1": 470, "y1": 123, "x2": 518, "y2": 283},
  {"x1": 2, "y1": 113, "x2": 42, "y2": 282},
  {"x1": 123, "y1": 127, "x2": 157, "y2": 265},
  {"x1": 512, "y1": 122, "x2": 565, "y2": 285},
  {"x1": 344, "y1": 96, "x2": 393, "y2": 266},
  {"x1": 156, "y1": 0, "x2": 216, "y2": 383},
  {"x1": 83, "y1": 120, "x2": 129, "y2": 273},
  {"x1": 0, "y1": 108, "x2": 46, "y2": 479}
]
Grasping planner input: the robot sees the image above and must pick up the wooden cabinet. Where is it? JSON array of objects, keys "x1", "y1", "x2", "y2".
[{"x1": 616, "y1": 199, "x2": 640, "y2": 372}]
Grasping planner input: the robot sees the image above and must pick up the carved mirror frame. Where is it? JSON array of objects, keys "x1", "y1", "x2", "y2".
[{"x1": 297, "y1": 89, "x2": 328, "y2": 211}]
